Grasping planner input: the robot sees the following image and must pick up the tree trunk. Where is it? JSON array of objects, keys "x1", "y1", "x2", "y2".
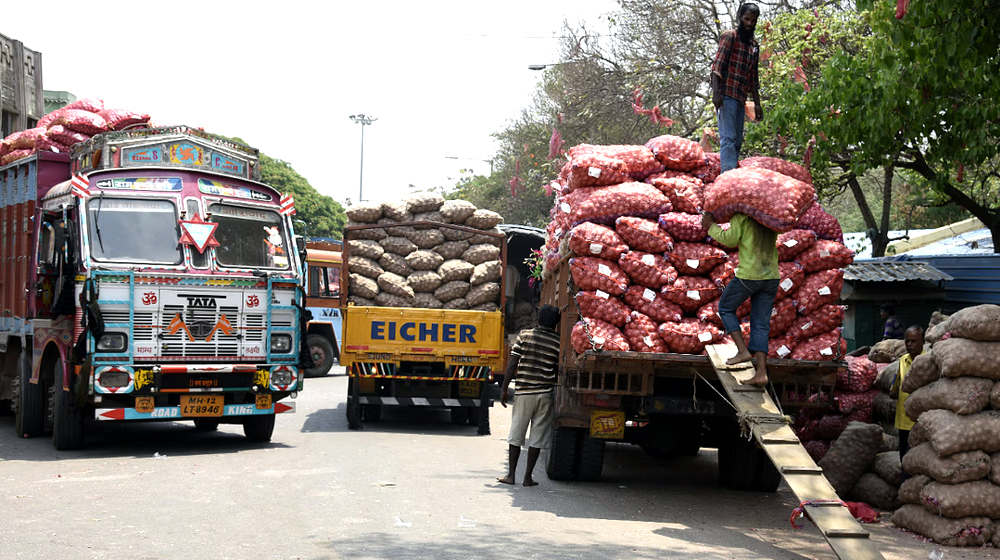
[{"x1": 844, "y1": 171, "x2": 889, "y2": 257}]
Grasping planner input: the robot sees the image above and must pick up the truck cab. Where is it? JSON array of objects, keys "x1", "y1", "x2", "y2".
[{"x1": 303, "y1": 240, "x2": 342, "y2": 376}]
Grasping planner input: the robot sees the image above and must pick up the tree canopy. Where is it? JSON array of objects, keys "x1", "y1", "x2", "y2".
[{"x1": 257, "y1": 152, "x2": 346, "y2": 239}]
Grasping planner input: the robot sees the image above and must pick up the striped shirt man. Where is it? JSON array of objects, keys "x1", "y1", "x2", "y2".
[{"x1": 510, "y1": 326, "x2": 561, "y2": 395}]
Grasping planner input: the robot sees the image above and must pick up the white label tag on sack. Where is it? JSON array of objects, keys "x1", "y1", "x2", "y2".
[
  {"x1": 642, "y1": 254, "x2": 656, "y2": 265},
  {"x1": 803, "y1": 321, "x2": 813, "y2": 331},
  {"x1": 598, "y1": 264, "x2": 611, "y2": 275},
  {"x1": 596, "y1": 290, "x2": 609, "y2": 299},
  {"x1": 818, "y1": 286, "x2": 832, "y2": 296},
  {"x1": 643, "y1": 288, "x2": 657, "y2": 302},
  {"x1": 819, "y1": 250, "x2": 831, "y2": 258},
  {"x1": 783, "y1": 239, "x2": 798, "y2": 248},
  {"x1": 771, "y1": 307, "x2": 777, "y2": 317},
  {"x1": 780, "y1": 278, "x2": 794, "y2": 292},
  {"x1": 820, "y1": 346, "x2": 833, "y2": 356},
  {"x1": 555, "y1": 228, "x2": 563, "y2": 237},
  {"x1": 590, "y1": 243, "x2": 603, "y2": 255},
  {"x1": 643, "y1": 335, "x2": 654, "y2": 347},
  {"x1": 698, "y1": 331, "x2": 713, "y2": 342},
  {"x1": 592, "y1": 336, "x2": 605, "y2": 346},
  {"x1": 588, "y1": 166, "x2": 602, "y2": 178},
  {"x1": 560, "y1": 202, "x2": 571, "y2": 213},
  {"x1": 686, "y1": 258, "x2": 700, "y2": 269},
  {"x1": 778, "y1": 345, "x2": 791, "y2": 358},
  {"x1": 687, "y1": 290, "x2": 701, "y2": 301}
]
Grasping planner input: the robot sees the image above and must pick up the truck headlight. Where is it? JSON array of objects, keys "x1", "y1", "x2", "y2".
[
  {"x1": 270, "y1": 334, "x2": 292, "y2": 353},
  {"x1": 270, "y1": 368, "x2": 293, "y2": 386},
  {"x1": 97, "y1": 369, "x2": 130, "y2": 389},
  {"x1": 97, "y1": 333, "x2": 128, "y2": 352}
]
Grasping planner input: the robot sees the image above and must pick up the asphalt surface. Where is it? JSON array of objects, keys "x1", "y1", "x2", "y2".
[{"x1": 0, "y1": 368, "x2": 994, "y2": 560}]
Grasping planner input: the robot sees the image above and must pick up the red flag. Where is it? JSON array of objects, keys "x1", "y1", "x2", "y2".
[{"x1": 71, "y1": 173, "x2": 91, "y2": 199}]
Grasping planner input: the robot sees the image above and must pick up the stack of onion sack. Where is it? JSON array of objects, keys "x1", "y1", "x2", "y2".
[
  {"x1": 0, "y1": 97, "x2": 152, "y2": 166},
  {"x1": 344, "y1": 195, "x2": 504, "y2": 311},
  {"x1": 890, "y1": 304, "x2": 1000, "y2": 548}
]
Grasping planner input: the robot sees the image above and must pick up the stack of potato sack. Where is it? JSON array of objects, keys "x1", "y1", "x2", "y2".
[
  {"x1": 344, "y1": 195, "x2": 504, "y2": 311},
  {"x1": 0, "y1": 98, "x2": 151, "y2": 166},
  {"x1": 890, "y1": 304, "x2": 1000, "y2": 547}
]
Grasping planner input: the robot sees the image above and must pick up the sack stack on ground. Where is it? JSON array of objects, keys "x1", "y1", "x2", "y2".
[
  {"x1": 889, "y1": 304, "x2": 1000, "y2": 547},
  {"x1": 345, "y1": 196, "x2": 504, "y2": 311}
]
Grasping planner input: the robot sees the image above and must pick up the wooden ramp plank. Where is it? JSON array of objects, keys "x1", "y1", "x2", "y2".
[{"x1": 705, "y1": 345, "x2": 885, "y2": 560}]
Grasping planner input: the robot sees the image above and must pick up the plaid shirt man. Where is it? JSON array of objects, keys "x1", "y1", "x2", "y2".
[{"x1": 711, "y1": 30, "x2": 760, "y2": 104}]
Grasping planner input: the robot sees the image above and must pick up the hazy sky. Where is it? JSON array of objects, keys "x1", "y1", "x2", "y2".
[{"x1": 4, "y1": 0, "x2": 617, "y2": 207}]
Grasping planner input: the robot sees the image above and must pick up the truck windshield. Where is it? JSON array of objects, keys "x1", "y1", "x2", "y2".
[
  {"x1": 87, "y1": 198, "x2": 182, "y2": 264},
  {"x1": 209, "y1": 203, "x2": 289, "y2": 269}
]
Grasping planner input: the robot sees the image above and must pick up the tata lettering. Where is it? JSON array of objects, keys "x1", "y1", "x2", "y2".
[{"x1": 370, "y1": 321, "x2": 477, "y2": 343}]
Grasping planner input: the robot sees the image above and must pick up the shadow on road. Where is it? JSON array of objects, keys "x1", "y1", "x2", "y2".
[{"x1": 302, "y1": 402, "x2": 490, "y2": 437}]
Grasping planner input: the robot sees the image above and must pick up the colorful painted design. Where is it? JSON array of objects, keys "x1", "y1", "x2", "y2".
[
  {"x1": 210, "y1": 154, "x2": 244, "y2": 174},
  {"x1": 269, "y1": 365, "x2": 297, "y2": 392},
  {"x1": 198, "y1": 179, "x2": 271, "y2": 201},
  {"x1": 93, "y1": 177, "x2": 183, "y2": 192},
  {"x1": 95, "y1": 401, "x2": 295, "y2": 420},
  {"x1": 124, "y1": 147, "x2": 162, "y2": 164},
  {"x1": 94, "y1": 366, "x2": 135, "y2": 394},
  {"x1": 178, "y1": 213, "x2": 220, "y2": 253},
  {"x1": 168, "y1": 143, "x2": 204, "y2": 165}
]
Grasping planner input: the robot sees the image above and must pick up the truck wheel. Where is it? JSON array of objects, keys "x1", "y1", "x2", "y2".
[
  {"x1": 14, "y1": 350, "x2": 46, "y2": 438},
  {"x1": 52, "y1": 360, "x2": 86, "y2": 450},
  {"x1": 472, "y1": 406, "x2": 490, "y2": 436},
  {"x1": 304, "y1": 335, "x2": 334, "y2": 378},
  {"x1": 718, "y1": 435, "x2": 778, "y2": 491},
  {"x1": 577, "y1": 434, "x2": 606, "y2": 482},
  {"x1": 752, "y1": 449, "x2": 782, "y2": 493},
  {"x1": 362, "y1": 404, "x2": 382, "y2": 422},
  {"x1": 243, "y1": 414, "x2": 275, "y2": 442},
  {"x1": 450, "y1": 406, "x2": 470, "y2": 425},
  {"x1": 546, "y1": 427, "x2": 581, "y2": 481},
  {"x1": 346, "y1": 378, "x2": 362, "y2": 430},
  {"x1": 194, "y1": 419, "x2": 221, "y2": 432}
]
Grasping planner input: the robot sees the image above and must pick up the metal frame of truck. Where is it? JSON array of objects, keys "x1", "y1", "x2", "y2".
[
  {"x1": 302, "y1": 242, "x2": 342, "y2": 377},
  {"x1": 338, "y1": 222, "x2": 506, "y2": 434}
]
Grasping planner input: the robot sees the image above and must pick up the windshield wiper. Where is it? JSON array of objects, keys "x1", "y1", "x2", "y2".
[{"x1": 94, "y1": 192, "x2": 105, "y2": 253}]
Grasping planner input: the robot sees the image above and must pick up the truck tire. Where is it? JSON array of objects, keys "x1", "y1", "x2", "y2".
[
  {"x1": 52, "y1": 361, "x2": 86, "y2": 450},
  {"x1": 346, "y1": 378, "x2": 362, "y2": 430},
  {"x1": 577, "y1": 434, "x2": 606, "y2": 481},
  {"x1": 751, "y1": 449, "x2": 782, "y2": 493},
  {"x1": 546, "y1": 427, "x2": 581, "y2": 481},
  {"x1": 362, "y1": 404, "x2": 382, "y2": 422},
  {"x1": 472, "y1": 406, "x2": 490, "y2": 436},
  {"x1": 450, "y1": 406, "x2": 470, "y2": 425},
  {"x1": 14, "y1": 350, "x2": 45, "y2": 438},
  {"x1": 304, "y1": 335, "x2": 335, "y2": 378},
  {"x1": 243, "y1": 414, "x2": 275, "y2": 442},
  {"x1": 718, "y1": 435, "x2": 780, "y2": 492},
  {"x1": 193, "y1": 419, "x2": 221, "y2": 431}
]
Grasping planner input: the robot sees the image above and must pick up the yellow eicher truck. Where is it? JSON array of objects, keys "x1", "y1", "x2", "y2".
[{"x1": 339, "y1": 223, "x2": 505, "y2": 434}]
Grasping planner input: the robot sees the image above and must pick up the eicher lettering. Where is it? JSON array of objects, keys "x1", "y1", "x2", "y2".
[{"x1": 370, "y1": 321, "x2": 477, "y2": 343}]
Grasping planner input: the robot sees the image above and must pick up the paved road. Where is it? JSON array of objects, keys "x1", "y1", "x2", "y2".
[{"x1": 0, "y1": 369, "x2": 990, "y2": 559}]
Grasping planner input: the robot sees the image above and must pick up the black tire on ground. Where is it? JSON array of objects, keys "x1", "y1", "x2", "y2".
[
  {"x1": 52, "y1": 360, "x2": 86, "y2": 450},
  {"x1": 346, "y1": 377, "x2": 362, "y2": 430},
  {"x1": 546, "y1": 426, "x2": 581, "y2": 481},
  {"x1": 15, "y1": 350, "x2": 45, "y2": 438},
  {"x1": 450, "y1": 406, "x2": 470, "y2": 425},
  {"x1": 577, "y1": 434, "x2": 606, "y2": 482},
  {"x1": 718, "y1": 434, "x2": 779, "y2": 492},
  {"x1": 362, "y1": 404, "x2": 382, "y2": 422},
  {"x1": 304, "y1": 335, "x2": 335, "y2": 378},
  {"x1": 472, "y1": 406, "x2": 490, "y2": 436},
  {"x1": 243, "y1": 414, "x2": 275, "y2": 442},
  {"x1": 194, "y1": 419, "x2": 221, "y2": 431},
  {"x1": 751, "y1": 448, "x2": 782, "y2": 492}
]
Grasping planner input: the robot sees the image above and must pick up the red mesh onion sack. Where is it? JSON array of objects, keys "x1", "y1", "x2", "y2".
[
  {"x1": 4, "y1": 127, "x2": 45, "y2": 150},
  {"x1": 797, "y1": 203, "x2": 844, "y2": 242},
  {"x1": 615, "y1": 216, "x2": 674, "y2": 253},
  {"x1": 645, "y1": 135, "x2": 706, "y2": 172},
  {"x1": 568, "y1": 144, "x2": 662, "y2": 183},
  {"x1": 803, "y1": 439, "x2": 831, "y2": 462},
  {"x1": 618, "y1": 251, "x2": 678, "y2": 289},
  {"x1": 703, "y1": 167, "x2": 817, "y2": 232},
  {"x1": 61, "y1": 97, "x2": 105, "y2": 113},
  {"x1": 657, "y1": 318, "x2": 722, "y2": 354},
  {"x1": 568, "y1": 222, "x2": 629, "y2": 261},
  {"x1": 722, "y1": 320, "x2": 753, "y2": 346},
  {"x1": 795, "y1": 239, "x2": 855, "y2": 273},
  {"x1": 690, "y1": 152, "x2": 722, "y2": 184},
  {"x1": 769, "y1": 334, "x2": 797, "y2": 359},
  {"x1": 776, "y1": 229, "x2": 817, "y2": 262},
  {"x1": 709, "y1": 259, "x2": 735, "y2": 288},
  {"x1": 624, "y1": 285, "x2": 684, "y2": 323},
  {"x1": 646, "y1": 169, "x2": 703, "y2": 186},
  {"x1": 666, "y1": 242, "x2": 728, "y2": 276},
  {"x1": 98, "y1": 108, "x2": 151, "y2": 131},
  {"x1": 818, "y1": 414, "x2": 850, "y2": 440},
  {"x1": 836, "y1": 389, "x2": 880, "y2": 414},
  {"x1": 787, "y1": 304, "x2": 846, "y2": 342},
  {"x1": 572, "y1": 318, "x2": 631, "y2": 354},
  {"x1": 45, "y1": 125, "x2": 90, "y2": 147},
  {"x1": 661, "y1": 276, "x2": 722, "y2": 313},
  {"x1": 697, "y1": 298, "x2": 750, "y2": 328},
  {"x1": 838, "y1": 355, "x2": 879, "y2": 393},
  {"x1": 648, "y1": 176, "x2": 704, "y2": 214},
  {"x1": 576, "y1": 290, "x2": 631, "y2": 327},
  {"x1": 790, "y1": 328, "x2": 846, "y2": 361},
  {"x1": 792, "y1": 268, "x2": 844, "y2": 315},
  {"x1": 658, "y1": 212, "x2": 709, "y2": 242},
  {"x1": 624, "y1": 311, "x2": 670, "y2": 353},
  {"x1": 1, "y1": 148, "x2": 34, "y2": 166},
  {"x1": 566, "y1": 152, "x2": 630, "y2": 191},
  {"x1": 739, "y1": 156, "x2": 813, "y2": 184},
  {"x1": 769, "y1": 297, "x2": 798, "y2": 337},
  {"x1": 775, "y1": 262, "x2": 806, "y2": 302},
  {"x1": 796, "y1": 416, "x2": 821, "y2": 441},
  {"x1": 37, "y1": 108, "x2": 68, "y2": 129},
  {"x1": 49, "y1": 109, "x2": 108, "y2": 136},
  {"x1": 569, "y1": 257, "x2": 630, "y2": 295},
  {"x1": 34, "y1": 135, "x2": 70, "y2": 153},
  {"x1": 570, "y1": 182, "x2": 673, "y2": 226},
  {"x1": 845, "y1": 407, "x2": 872, "y2": 424}
]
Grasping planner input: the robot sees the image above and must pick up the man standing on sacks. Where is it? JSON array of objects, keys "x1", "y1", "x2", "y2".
[{"x1": 711, "y1": 3, "x2": 764, "y2": 172}]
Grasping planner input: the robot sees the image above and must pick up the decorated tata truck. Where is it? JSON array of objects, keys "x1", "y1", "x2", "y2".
[{"x1": 0, "y1": 126, "x2": 305, "y2": 449}]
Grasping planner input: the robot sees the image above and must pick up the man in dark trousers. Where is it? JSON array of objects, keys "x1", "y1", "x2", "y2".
[
  {"x1": 711, "y1": 3, "x2": 763, "y2": 172},
  {"x1": 498, "y1": 305, "x2": 561, "y2": 487}
]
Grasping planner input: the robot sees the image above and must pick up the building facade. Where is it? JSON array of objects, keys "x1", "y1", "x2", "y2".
[{"x1": 1, "y1": 31, "x2": 44, "y2": 138}]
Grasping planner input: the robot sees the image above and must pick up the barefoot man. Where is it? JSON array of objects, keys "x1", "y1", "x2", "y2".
[
  {"x1": 498, "y1": 305, "x2": 561, "y2": 486},
  {"x1": 702, "y1": 211, "x2": 779, "y2": 386}
]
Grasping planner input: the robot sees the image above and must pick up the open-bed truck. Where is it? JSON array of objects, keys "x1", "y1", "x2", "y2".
[
  {"x1": 339, "y1": 222, "x2": 505, "y2": 434},
  {"x1": 542, "y1": 257, "x2": 845, "y2": 490}
]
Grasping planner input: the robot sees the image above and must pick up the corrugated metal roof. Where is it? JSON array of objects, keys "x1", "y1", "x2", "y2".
[{"x1": 844, "y1": 260, "x2": 954, "y2": 282}]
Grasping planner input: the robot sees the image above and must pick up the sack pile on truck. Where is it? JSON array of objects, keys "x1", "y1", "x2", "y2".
[
  {"x1": 344, "y1": 195, "x2": 504, "y2": 311},
  {"x1": 889, "y1": 304, "x2": 1000, "y2": 547},
  {"x1": 539, "y1": 137, "x2": 853, "y2": 357},
  {"x1": 0, "y1": 98, "x2": 151, "y2": 166}
]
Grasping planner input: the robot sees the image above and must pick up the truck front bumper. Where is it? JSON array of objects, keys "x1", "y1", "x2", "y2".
[{"x1": 95, "y1": 401, "x2": 295, "y2": 421}]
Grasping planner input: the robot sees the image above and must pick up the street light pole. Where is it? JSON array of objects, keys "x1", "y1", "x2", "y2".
[{"x1": 349, "y1": 114, "x2": 377, "y2": 202}]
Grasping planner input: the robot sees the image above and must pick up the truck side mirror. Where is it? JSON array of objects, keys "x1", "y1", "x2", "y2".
[{"x1": 295, "y1": 235, "x2": 306, "y2": 253}]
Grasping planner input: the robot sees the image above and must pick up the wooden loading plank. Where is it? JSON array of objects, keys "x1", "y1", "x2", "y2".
[{"x1": 705, "y1": 345, "x2": 886, "y2": 560}]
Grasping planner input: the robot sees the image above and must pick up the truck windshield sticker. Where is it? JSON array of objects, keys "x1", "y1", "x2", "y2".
[
  {"x1": 94, "y1": 177, "x2": 183, "y2": 192},
  {"x1": 198, "y1": 179, "x2": 272, "y2": 201},
  {"x1": 208, "y1": 203, "x2": 288, "y2": 269},
  {"x1": 370, "y1": 321, "x2": 477, "y2": 344}
]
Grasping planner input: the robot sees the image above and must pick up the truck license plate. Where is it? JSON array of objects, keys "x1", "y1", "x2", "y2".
[
  {"x1": 458, "y1": 380, "x2": 481, "y2": 398},
  {"x1": 255, "y1": 394, "x2": 272, "y2": 410},
  {"x1": 180, "y1": 395, "x2": 223, "y2": 417}
]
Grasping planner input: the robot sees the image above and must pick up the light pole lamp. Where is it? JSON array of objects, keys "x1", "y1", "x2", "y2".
[{"x1": 349, "y1": 113, "x2": 377, "y2": 203}]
